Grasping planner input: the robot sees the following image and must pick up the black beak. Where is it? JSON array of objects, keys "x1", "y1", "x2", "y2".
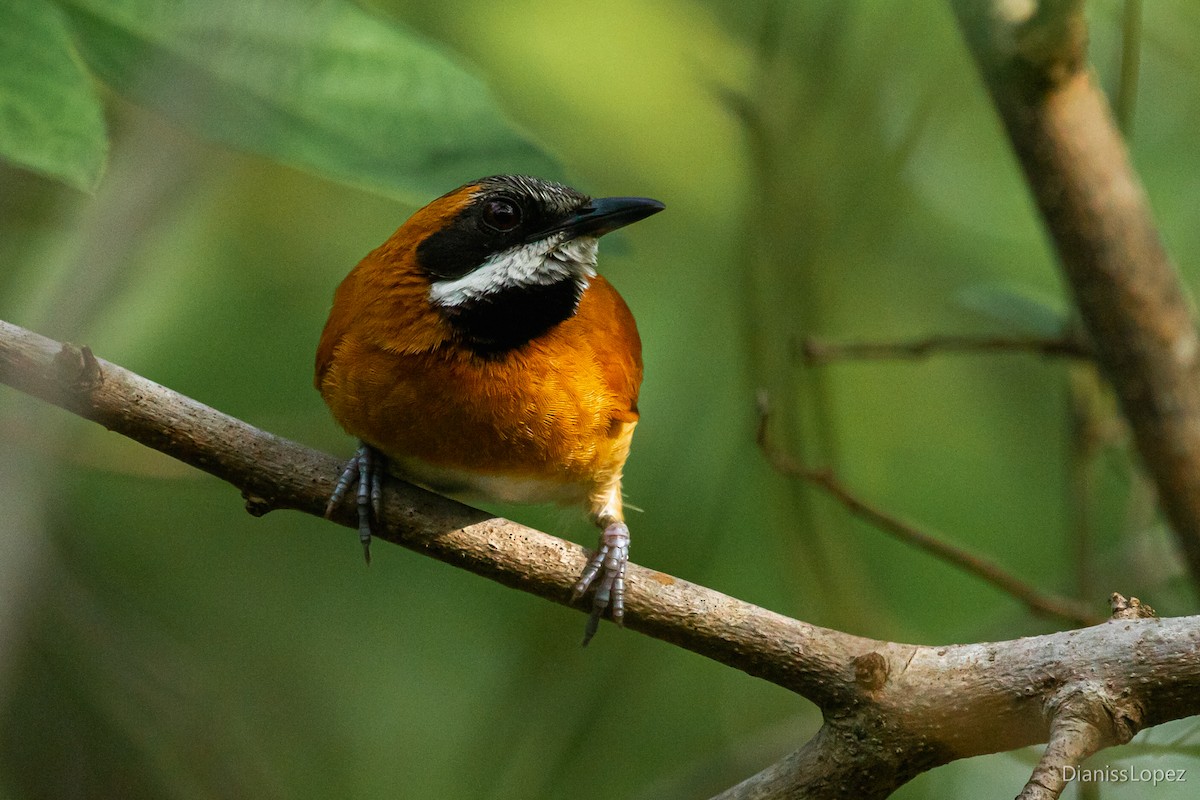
[{"x1": 528, "y1": 196, "x2": 665, "y2": 242}]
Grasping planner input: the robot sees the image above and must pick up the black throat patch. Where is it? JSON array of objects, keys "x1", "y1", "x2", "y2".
[{"x1": 440, "y1": 278, "x2": 584, "y2": 356}]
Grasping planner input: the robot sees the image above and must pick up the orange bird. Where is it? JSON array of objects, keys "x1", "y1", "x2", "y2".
[{"x1": 315, "y1": 175, "x2": 663, "y2": 642}]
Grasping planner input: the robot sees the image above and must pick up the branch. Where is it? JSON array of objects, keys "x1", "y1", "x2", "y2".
[
  {"x1": 755, "y1": 393, "x2": 1103, "y2": 627},
  {"x1": 951, "y1": 0, "x2": 1200, "y2": 587},
  {"x1": 1016, "y1": 595, "x2": 1147, "y2": 800},
  {"x1": 4, "y1": 317, "x2": 1200, "y2": 800},
  {"x1": 1017, "y1": 709, "x2": 1115, "y2": 800},
  {"x1": 0, "y1": 318, "x2": 866, "y2": 704},
  {"x1": 801, "y1": 333, "x2": 1092, "y2": 364},
  {"x1": 716, "y1": 596, "x2": 1192, "y2": 800},
  {"x1": 1113, "y1": 0, "x2": 1143, "y2": 136}
]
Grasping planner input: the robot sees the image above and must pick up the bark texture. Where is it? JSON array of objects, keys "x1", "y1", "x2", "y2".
[
  {"x1": 952, "y1": 0, "x2": 1200, "y2": 587},
  {"x1": 3, "y1": 321, "x2": 1200, "y2": 800}
]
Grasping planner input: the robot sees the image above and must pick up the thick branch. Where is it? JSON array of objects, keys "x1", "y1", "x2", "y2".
[
  {"x1": 717, "y1": 604, "x2": 1197, "y2": 799},
  {"x1": 4, "y1": 317, "x2": 1200, "y2": 800},
  {"x1": 0, "y1": 318, "x2": 867, "y2": 703},
  {"x1": 951, "y1": 0, "x2": 1200, "y2": 586}
]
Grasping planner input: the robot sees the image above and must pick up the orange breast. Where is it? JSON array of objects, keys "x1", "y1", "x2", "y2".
[{"x1": 316, "y1": 259, "x2": 642, "y2": 501}]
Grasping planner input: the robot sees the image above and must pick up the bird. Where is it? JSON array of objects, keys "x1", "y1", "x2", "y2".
[{"x1": 315, "y1": 174, "x2": 664, "y2": 643}]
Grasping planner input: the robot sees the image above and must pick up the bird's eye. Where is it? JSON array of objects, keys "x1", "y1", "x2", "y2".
[{"x1": 481, "y1": 197, "x2": 521, "y2": 232}]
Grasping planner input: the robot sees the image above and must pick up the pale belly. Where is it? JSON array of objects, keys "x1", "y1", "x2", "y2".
[{"x1": 390, "y1": 455, "x2": 588, "y2": 505}]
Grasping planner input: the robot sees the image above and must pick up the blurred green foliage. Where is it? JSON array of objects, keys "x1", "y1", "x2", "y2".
[
  {"x1": 0, "y1": 0, "x2": 107, "y2": 189},
  {"x1": 2, "y1": 0, "x2": 1199, "y2": 797}
]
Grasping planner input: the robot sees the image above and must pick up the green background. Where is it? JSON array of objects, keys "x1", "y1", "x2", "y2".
[{"x1": 2, "y1": 0, "x2": 1199, "y2": 797}]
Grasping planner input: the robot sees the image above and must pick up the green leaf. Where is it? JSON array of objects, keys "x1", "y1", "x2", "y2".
[
  {"x1": 57, "y1": 0, "x2": 559, "y2": 202},
  {"x1": 0, "y1": 0, "x2": 107, "y2": 191},
  {"x1": 955, "y1": 283, "x2": 1070, "y2": 338}
]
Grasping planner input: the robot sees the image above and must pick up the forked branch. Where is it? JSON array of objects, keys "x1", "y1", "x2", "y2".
[{"x1": 3, "y1": 319, "x2": 1200, "y2": 799}]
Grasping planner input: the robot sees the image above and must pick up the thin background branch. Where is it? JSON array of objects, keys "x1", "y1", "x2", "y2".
[
  {"x1": 1113, "y1": 0, "x2": 1144, "y2": 136},
  {"x1": 755, "y1": 392, "x2": 1104, "y2": 627},
  {"x1": 801, "y1": 333, "x2": 1092, "y2": 363}
]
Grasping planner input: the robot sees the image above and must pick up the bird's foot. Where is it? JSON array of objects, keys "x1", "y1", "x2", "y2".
[
  {"x1": 325, "y1": 441, "x2": 385, "y2": 564},
  {"x1": 571, "y1": 522, "x2": 630, "y2": 646}
]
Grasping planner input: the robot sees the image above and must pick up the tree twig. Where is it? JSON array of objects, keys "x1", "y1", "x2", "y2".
[
  {"x1": 756, "y1": 392, "x2": 1104, "y2": 627},
  {"x1": 801, "y1": 333, "x2": 1092, "y2": 364},
  {"x1": 1017, "y1": 712, "x2": 1114, "y2": 800}
]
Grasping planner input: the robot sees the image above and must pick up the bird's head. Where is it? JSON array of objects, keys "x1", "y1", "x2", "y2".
[{"x1": 376, "y1": 175, "x2": 663, "y2": 353}]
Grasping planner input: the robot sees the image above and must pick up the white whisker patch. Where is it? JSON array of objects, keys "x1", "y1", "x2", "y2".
[{"x1": 430, "y1": 236, "x2": 599, "y2": 308}]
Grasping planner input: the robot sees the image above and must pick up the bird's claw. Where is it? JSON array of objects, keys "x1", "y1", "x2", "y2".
[
  {"x1": 326, "y1": 442, "x2": 385, "y2": 564},
  {"x1": 572, "y1": 522, "x2": 630, "y2": 645}
]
